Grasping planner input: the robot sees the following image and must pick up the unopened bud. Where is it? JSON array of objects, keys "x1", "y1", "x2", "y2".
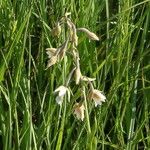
[
  {"x1": 51, "y1": 22, "x2": 61, "y2": 37},
  {"x1": 77, "y1": 28, "x2": 99, "y2": 41}
]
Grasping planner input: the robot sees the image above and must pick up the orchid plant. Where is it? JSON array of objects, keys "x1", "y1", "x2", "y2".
[{"x1": 46, "y1": 12, "x2": 106, "y2": 121}]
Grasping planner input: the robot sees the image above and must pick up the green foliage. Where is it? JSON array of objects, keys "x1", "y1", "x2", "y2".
[{"x1": 0, "y1": 0, "x2": 150, "y2": 149}]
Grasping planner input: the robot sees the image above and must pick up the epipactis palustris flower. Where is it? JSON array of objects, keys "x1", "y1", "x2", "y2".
[
  {"x1": 54, "y1": 85, "x2": 70, "y2": 105},
  {"x1": 73, "y1": 103, "x2": 85, "y2": 121},
  {"x1": 89, "y1": 89, "x2": 106, "y2": 107}
]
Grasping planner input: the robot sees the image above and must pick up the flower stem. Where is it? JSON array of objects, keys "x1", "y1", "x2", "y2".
[{"x1": 83, "y1": 86, "x2": 91, "y2": 134}]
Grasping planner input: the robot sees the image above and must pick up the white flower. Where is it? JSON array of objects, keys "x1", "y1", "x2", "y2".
[
  {"x1": 73, "y1": 103, "x2": 85, "y2": 121},
  {"x1": 54, "y1": 85, "x2": 68, "y2": 97},
  {"x1": 54, "y1": 85, "x2": 70, "y2": 105},
  {"x1": 89, "y1": 89, "x2": 106, "y2": 107}
]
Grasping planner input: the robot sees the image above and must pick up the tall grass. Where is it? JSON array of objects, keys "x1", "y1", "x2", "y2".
[{"x1": 0, "y1": 0, "x2": 150, "y2": 149}]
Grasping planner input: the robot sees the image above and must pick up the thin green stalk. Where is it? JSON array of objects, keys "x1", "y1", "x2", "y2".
[
  {"x1": 83, "y1": 86, "x2": 91, "y2": 134},
  {"x1": 55, "y1": 99, "x2": 66, "y2": 150}
]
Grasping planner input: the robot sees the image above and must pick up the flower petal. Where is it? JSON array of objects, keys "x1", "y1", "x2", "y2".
[
  {"x1": 81, "y1": 76, "x2": 96, "y2": 82},
  {"x1": 59, "y1": 88, "x2": 67, "y2": 97},
  {"x1": 54, "y1": 85, "x2": 67, "y2": 97}
]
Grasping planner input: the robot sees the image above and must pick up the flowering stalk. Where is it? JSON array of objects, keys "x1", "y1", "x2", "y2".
[{"x1": 46, "y1": 12, "x2": 106, "y2": 122}]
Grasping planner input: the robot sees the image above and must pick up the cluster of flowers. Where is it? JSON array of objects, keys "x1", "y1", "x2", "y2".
[{"x1": 46, "y1": 13, "x2": 106, "y2": 121}]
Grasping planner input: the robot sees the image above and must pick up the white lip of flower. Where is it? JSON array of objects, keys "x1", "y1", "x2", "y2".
[
  {"x1": 90, "y1": 89, "x2": 106, "y2": 107},
  {"x1": 56, "y1": 96, "x2": 64, "y2": 105},
  {"x1": 73, "y1": 103, "x2": 85, "y2": 121},
  {"x1": 54, "y1": 86, "x2": 70, "y2": 105}
]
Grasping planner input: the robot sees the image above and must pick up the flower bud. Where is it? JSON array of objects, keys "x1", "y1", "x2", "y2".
[
  {"x1": 51, "y1": 22, "x2": 61, "y2": 37},
  {"x1": 77, "y1": 27, "x2": 99, "y2": 41}
]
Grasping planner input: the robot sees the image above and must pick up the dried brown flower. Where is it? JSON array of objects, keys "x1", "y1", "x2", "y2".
[
  {"x1": 73, "y1": 103, "x2": 85, "y2": 121},
  {"x1": 46, "y1": 55, "x2": 58, "y2": 68}
]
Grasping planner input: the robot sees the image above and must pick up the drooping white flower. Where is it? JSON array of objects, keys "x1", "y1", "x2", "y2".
[
  {"x1": 73, "y1": 103, "x2": 85, "y2": 121},
  {"x1": 89, "y1": 89, "x2": 106, "y2": 107},
  {"x1": 54, "y1": 85, "x2": 68, "y2": 97},
  {"x1": 54, "y1": 85, "x2": 70, "y2": 105}
]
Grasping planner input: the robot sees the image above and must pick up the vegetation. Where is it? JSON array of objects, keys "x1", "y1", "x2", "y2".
[{"x1": 0, "y1": 0, "x2": 150, "y2": 149}]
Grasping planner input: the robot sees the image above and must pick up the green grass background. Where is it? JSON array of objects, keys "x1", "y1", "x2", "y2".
[{"x1": 0, "y1": 0, "x2": 150, "y2": 149}]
